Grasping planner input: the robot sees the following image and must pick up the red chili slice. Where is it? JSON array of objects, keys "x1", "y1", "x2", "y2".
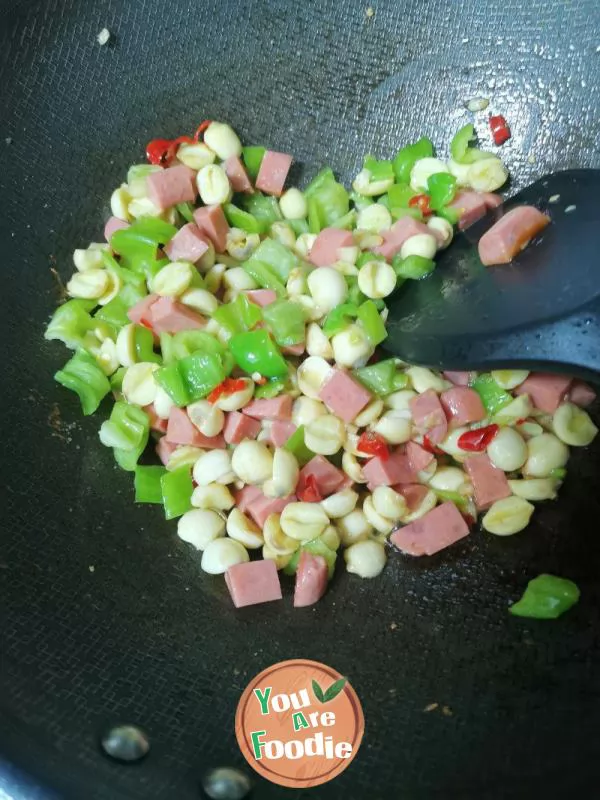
[
  {"x1": 489, "y1": 115, "x2": 511, "y2": 146},
  {"x1": 462, "y1": 513, "x2": 476, "y2": 528},
  {"x1": 457, "y1": 424, "x2": 499, "y2": 452},
  {"x1": 422, "y1": 434, "x2": 444, "y2": 455},
  {"x1": 146, "y1": 138, "x2": 176, "y2": 166},
  {"x1": 357, "y1": 431, "x2": 390, "y2": 461},
  {"x1": 408, "y1": 194, "x2": 432, "y2": 216},
  {"x1": 298, "y1": 474, "x2": 322, "y2": 503},
  {"x1": 193, "y1": 120, "x2": 212, "y2": 141},
  {"x1": 207, "y1": 378, "x2": 247, "y2": 404}
]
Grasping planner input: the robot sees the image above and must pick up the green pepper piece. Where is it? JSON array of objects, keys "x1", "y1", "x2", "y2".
[
  {"x1": 427, "y1": 172, "x2": 457, "y2": 210},
  {"x1": 437, "y1": 206, "x2": 461, "y2": 225},
  {"x1": 353, "y1": 359, "x2": 401, "y2": 396},
  {"x1": 100, "y1": 402, "x2": 150, "y2": 471},
  {"x1": 433, "y1": 489, "x2": 468, "y2": 508},
  {"x1": 304, "y1": 167, "x2": 335, "y2": 198},
  {"x1": 550, "y1": 467, "x2": 567, "y2": 480},
  {"x1": 161, "y1": 467, "x2": 194, "y2": 520},
  {"x1": 110, "y1": 366, "x2": 126, "y2": 393},
  {"x1": 175, "y1": 202, "x2": 195, "y2": 223},
  {"x1": 322, "y1": 303, "x2": 359, "y2": 338},
  {"x1": 241, "y1": 192, "x2": 282, "y2": 231},
  {"x1": 263, "y1": 299, "x2": 306, "y2": 347},
  {"x1": 242, "y1": 260, "x2": 286, "y2": 296},
  {"x1": 100, "y1": 251, "x2": 148, "y2": 293},
  {"x1": 355, "y1": 252, "x2": 385, "y2": 269},
  {"x1": 391, "y1": 207, "x2": 424, "y2": 222},
  {"x1": 305, "y1": 173, "x2": 350, "y2": 230},
  {"x1": 392, "y1": 137, "x2": 435, "y2": 184},
  {"x1": 134, "y1": 465, "x2": 167, "y2": 503},
  {"x1": 247, "y1": 239, "x2": 298, "y2": 282},
  {"x1": 471, "y1": 373, "x2": 512, "y2": 415},
  {"x1": 229, "y1": 329, "x2": 288, "y2": 378},
  {"x1": 357, "y1": 300, "x2": 387, "y2": 345},
  {"x1": 345, "y1": 275, "x2": 369, "y2": 307},
  {"x1": 349, "y1": 190, "x2": 374, "y2": 211},
  {"x1": 450, "y1": 123, "x2": 495, "y2": 165},
  {"x1": 386, "y1": 183, "x2": 417, "y2": 209},
  {"x1": 223, "y1": 203, "x2": 262, "y2": 234},
  {"x1": 213, "y1": 293, "x2": 263, "y2": 335},
  {"x1": 329, "y1": 210, "x2": 357, "y2": 230},
  {"x1": 255, "y1": 378, "x2": 286, "y2": 399},
  {"x1": 111, "y1": 217, "x2": 177, "y2": 259},
  {"x1": 94, "y1": 295, "x2": 130, "y2": 330},
  {"x1": 54, "y1": 349, "x2": 111, "y2": 415},
  {"x1": 364, "y1": 155, "x2": 394, "y2": 183},
  {"x1": 155, "y1": 350, "x2": 228, "y2": 406},
  {"x1": 392, "y1": 254, "x2": 436, "y2": 280},
  {"x1": 171, "y1": 330, "x2": 224, "y2": 361},
  {"x1": 242, "y1": 146, "x2": 266, "y2": 180},
  {"x1": 307, "y1": 197, "x2": 322, "y2": 234},
  {"x1": 283, "y1": 536, "x2": 337, "y2": 579},
  {"x1": 283, "y1": 425, "x2": 314, "y2": 466},
  {"x1": 288, "y1": 218, "x2": 310, "y2": 236},
  {"x1": 45, "y1": 299, "x2": 96, "y2": 350},
  {"x1": 133, "y1": 324, "x2": 161, "y2": 363},
  {"x1": 509, "y1": 574, "x2": 580, "y2": 619}
]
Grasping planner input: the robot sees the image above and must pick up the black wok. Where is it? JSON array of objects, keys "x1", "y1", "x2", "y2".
[{"x1": 1, "y1": 1, "x2": 600, "y2": 798}]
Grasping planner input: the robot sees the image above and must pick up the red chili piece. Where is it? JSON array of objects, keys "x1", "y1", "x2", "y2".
[
  {"x1": 422, "y1": 434, "x2": 444, "y2": 455},
  {"x1": 516, "y1": 418, "x2": 527, "y2": 425},
  {"x1": 462, "y1": 513, "x2": 476, "y2": 528},
  {"x1": 207, "y1": 378, "x2": 247, "y2": 404},
  {"x1": 457, "y1": 424, "x2": 499, "y2": 452},
  {"x1": 193, "y1": 120, "x2": 212, "y2": 141},
  {"x1": 489, "y1": 115, "x2": 511, "y2": 146},
  {"x1": 146, "y1": 120, "x2": 211, "y2": 167},
  {"x1": 357, "y1": 431, "x2": 390, "y2": 461},
  {"x1": 298, "y1": 474, "x2": 322, "y2": 503},
  {"x1": 408, "y1": 194, "x2": 432, "y2": 216}
]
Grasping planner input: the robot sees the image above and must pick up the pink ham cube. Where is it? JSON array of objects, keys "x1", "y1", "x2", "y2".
[
  {"x1": 515, "y1": 372, "x2": 572, "y2": 414},
  {"x1": 156, "y1": 436, "x2": 177, "y2": 466},
  {"x1": 193, "y1": 205, "x2": 229, "y2": 253},
  {"x1": 244, "y1": 289, "x2": 277, "y2": 307},
  {"x1": 406, "y1": 441, "x2": 434, "y2": 474},
  {"x1": 223, "y1": 411, "x2": 262, "y2": 445},
  {"x1": 309, "y1": 228, "x2": 354, "y2": 268},
  {"x1": 464, "y1": 454, "x2": 511, "y2": 510},
  {"x1": 269, "y1": 420, "x2": 297, "y2": 447},
  {"x1": 224, "y1": 156, "x2": 254, "y2": 194},
  {"x1": 294, "y1": 552, "x2": 328, "y2": 608},
  {"x1": 163, "y1": 223, "x2": 210, "y2": 263},
  {"x1": 225, "y1": 560, "x2": 282, "y2": 608},
  {"x1": 362, "y1": 451, "x2": 416, "y2": 487},
  {"x1": 255, "y1": 150, "x2": 293, "y2": 196},
  {"x1": 242, "y1": 395, "x2": 292, "y2": 421},
  {"x1": 394, "y1": 483, "x2": 430, "y2": 512},
  {"x1": 104, "y1": 216, "x2": 130, "y2": 242},
  {"x1": 568, "y1": 380, "x2": 596, "y2": 408},
  {"x1": 409, "y1": 389, "x2": 448, "y2": 444},
  {"x1": 391, "y1": 501, "x2": 470, "y2": 556},
  {"x1": 373, "y1": 216, "x2": 431, "y2": 261},
  {"x1": 318, "y1": 369, "x2": 372, "y2": 423},
  {"x1": 440, "y1": 387, "x2": 486, "y2": 429},
  {"x1": 166, "y1": 407, "x2": 225, "y2": 449},
  {"x1": 146, "y1": 165, "x2": 197, "y2": 211},
  {"x1": 234, "y1": 484, "x2": 263, "y2": 514},
  {"x1": 247, "y1": 493, "x2": 297, "y2": 528},
  {"x1": 127, "y1": 293, "x2": 159, "y2": 326},
  {"x1": 149, "y1": 296, "x2": 205, "y2": 334},
  {"x1": 297, "y1": 455, "x2": 347, "y2": 498}
]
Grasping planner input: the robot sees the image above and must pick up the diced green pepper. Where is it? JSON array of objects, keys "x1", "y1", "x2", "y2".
[
  {"x1": 242, "y1": 260, "x2": 286, "y2": 296},
  {"x1": 304, "y1": 167, "x2": 335, "y2": 199},
  {"x1": 305, "y1": 175, "x2": 350, "y2": 230},
  {"x1": 550, "y1": 467, "x2": 567, "y2": 480},
  {"x1": 386, "y1": 183, "x2": 417, "y2": 209},
  {"x1": 161, "y1": 467, "x2": 194, "y2": 520},
  {"x1": 134, "y1": 465, "x2": 167, "y2": 503},
  {"x1": 307, "y1": 197, "x2": 322, "y2": 234},
  {"x1": 134, "y1": 324, "x2": 161, "y2": 363},
  {"x1": 176, "y1": 202, "x2": 195, "y2": 223},
  {"x1": 433, "y1": 489, "x2": 467, "y2": 508},
  {"x1": 155, "y1": 350, "x2": 229, "y2": 406},
  {"x1": 255, "y1": 378, "x2": 286, "y2": 399},
  {"x1": 392, "y1": 254, "x2": 436, "y2": 280},
  {"x1": 390, "y1": 207, "x2": 424, "y2": 222},
  {"x1": 111, "y1": 217, "x2": 177, "y2": 260},
  {"x1": 364, "y1": 155, "x2": 395, "y2": 183},
  {"x1": 242, "y1": 146, "x2": 266, "y2": 181},
  {"x1": 45, "y1": 299, "x2": 96, "y2": 350},
  {"x1": 283, "y1": 425, "x2": 314, "y2": 466},
  {"x1": 241, "y1": 192, "x2": 282, "y2": 232},
  {"x1": 229, "y1": 329, "x2": 288, "y2": 378},
  {"x1": 110, "y1": 366, "x2": 126, "y2": 393},
  {"x1": 355, "y1": 252, "x2": 385, "y2": 269},
  {"x1": 283, "y1": 536, "x2": 337, "y2": 579},
  {"x1": 450, "y1": 123, "x2": 495, "y2": 165},
  {"x1": 353, "y1": 359, "x2": 406, "y2": 396},
  {"x1": 329, "y1": 210, "x2": 357, "y2": 230},
  {"x1": 357, "y1": 300, "x2": 387, "y2": 345},
  {"x1": 100, "y1": 250, "x2": 148, "y2": 293},
  {"x1": 171, "y1": 330, "x2": 225, "y2": 360},
  {"x1": 54, "y1": 349, "x2": 111, "y2": 415},
  {"x1": 99, "y1": 402, "x2": 150, "y2": 471},
  {"x1": 213, "y1": 293, "x2": 263, "y2": 335},
  {"x1": 392, "y1": 137, "x2": 435, "y2": 184},
  {"x1": 427, "y1": 172, "x2": 457, "y2": 210},
  {"x1": 437, "y1": 206, "x2": 461, "y2": 225},
  {"x1": 247, "y1": 239, "x2": 298, "y2": 282},
  {"x1": 509, "y1": 574, "x2": 580, "y2": 619},
  {"x1": 288, "y1": 218, "x2": 310, "y2": 236},
  {"x1": 349, "y1": 190, "x2": 374, "y2": 211},
  {"x1": 471, "y1": 373, "x2": 512, "y2": 415},
  {"x1": 322, "y1": 303, "x2": 359, "y2": 337},
  {"x1": 223, "y1": 203, "x2": 262, "y2": 234},
  {"x1": 263, "y1": 299, "x2": 306, "y2": 347}
]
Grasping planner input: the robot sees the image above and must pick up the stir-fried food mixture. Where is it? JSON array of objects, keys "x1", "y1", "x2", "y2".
[{"x1": 45, "y1": 119, "x2": 597, "y2": 611}]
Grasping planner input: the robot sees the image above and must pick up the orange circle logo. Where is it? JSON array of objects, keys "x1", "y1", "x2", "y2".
[{"x1": 235, "y1": 659, "x2": 364, "y2": 788}]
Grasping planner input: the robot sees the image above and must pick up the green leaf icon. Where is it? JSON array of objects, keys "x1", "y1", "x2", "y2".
[
  {"x1": 323, "y1": 677, "x2": 347, "y2": 703},
  {"x1": 312, "y1": 679, "x2": 325, "y2": 703}
]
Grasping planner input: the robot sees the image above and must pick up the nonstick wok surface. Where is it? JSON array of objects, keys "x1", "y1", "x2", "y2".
[{"x1": 1, "y1": 1, "x2": 600, "y2": 798}]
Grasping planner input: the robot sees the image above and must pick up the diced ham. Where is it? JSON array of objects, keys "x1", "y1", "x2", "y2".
[
  {"x1": 193, "y1": 205, "x2": 229, "y2": 253},
  {"x1": 127, "y1": 293, "x2": 159, "y2": 326},
  {"x1": 440, "y1": 387, "x2": 486, "y2": 428},
  {"x1": 406, "y1": 441, "x2": 435, "y2": 473},
  {"x1": 514, "y1": 372, "x2": 572, "y2": 414},
  {"x1": 223, "y1": 411, "x2": 262, "y2": 444},
  {"x1": 478, "y1": 205, "x2": 550, "y2": 266},
  {"x1": 269, "y1": 420, "x2": 297, "y2": 447},
  {"x1": 166, "y1": 407, "x2": 225, "y2": 449},
  {"x1": 143, "y1": 404, "x2": 168, "y2": 433},
  {"x1": 464, "y1": 454, "x2": 511, "y2": 510},
  {"x1": 149, "y1": 296, "x2": 205, "y2": 334},
  {"x1": 294, "y1": 552, "x2": 328, "y2": 608},
  {"x1": 390, "y1": 501, "x2": 470, "y2": 556},
  {"x1": 244, "y1": 289, "x2": 278, "y2": 307},
  {"x1": 156, "y1": 436, "x2": 177, "y2": 466},
  {"x1": 282, "y1": 342, "x2": 305, "y2": 356},
  {"x1": 297, "y1": 455, "x2": 347, "y2": 498},
  {"x1": 448, "y1": 191, "x2": 501, "y2": 231},
  {"x1": 104, "y1": 216, "x2": 129, "y2": 242},
  {"x1": 247, "y1": 493, "x2": 296, "y2": 528},
  {"x1": 362, "y1": 451, "x2": 416, "y2": 487},
  {"x1": 318, "y1": 369, "x2": 372, "y2": 423},
  {"x1": 255, "y1": 150, "x2": 293, "y2": 196},
  {"x1": 443, "y1": 371, "x2": 475, "y2": 386},
  {"x1": 224, "y1": 155, "x2": 254, "y2": 194},
  {"x1": 163, "y1": 223, "x2": 210, "y2": 263},
  {"x1": 234, "y1": 484, "x2": 263, "y2": 514},
  {"x1": 225, "y1": 560, "x2": 282, "y2": 608},
  {"x1": 309, "y1": 228, "x2": 354, "y2": 268},
  {"x1": 373, "y1": 216, "x2": 431, "y2": 261},
  {"x1": 146, "y1": 165, "x2": 197, "y2": 211},
  {"x1": 242, "y1": 395, "x2": 293, "y2": 421},
  {"x1": 394, "y1": 483, "x2": 430, "y2": 512},
  {"x1": 409, "y1": 390, "x2": 448, "y2": 443},
  {"x1": 568, "y1": 380, "x2": 596, "y2": 408}
]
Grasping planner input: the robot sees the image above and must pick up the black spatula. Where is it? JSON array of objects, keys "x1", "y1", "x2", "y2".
[{"x1": 384, "y1": 169, "x2": 600, "y2": 381}]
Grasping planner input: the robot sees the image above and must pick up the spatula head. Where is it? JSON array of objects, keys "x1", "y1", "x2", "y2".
[{"x1": 384, "y1": 169, "x2": 600, "y2": 381}]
